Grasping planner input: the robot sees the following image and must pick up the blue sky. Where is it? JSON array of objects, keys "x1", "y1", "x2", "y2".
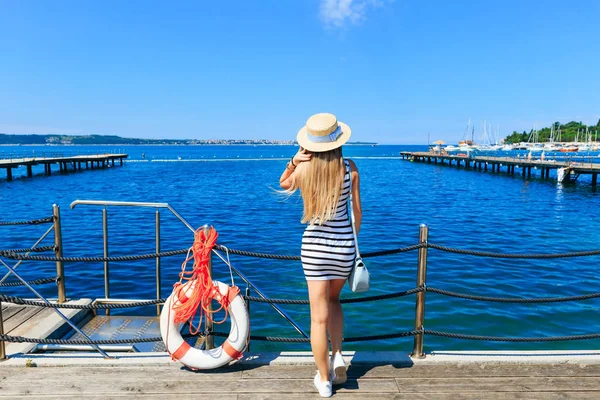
[{"x1": 0, "y1": 0, "x2": 598, "y2": 144}]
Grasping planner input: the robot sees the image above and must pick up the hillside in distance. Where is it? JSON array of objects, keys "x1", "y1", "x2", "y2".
[
  {"x1": 504, "y1": 120, "x2": 600, "y2": 143},
  {"x1": 0, "y1": 133, "x2": 377, "y2": 146},
  {"x1": 0, "y1": 134, "x2": 295, "y2": 145}
]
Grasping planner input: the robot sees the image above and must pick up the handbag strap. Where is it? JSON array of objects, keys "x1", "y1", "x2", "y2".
[{"x1": 345, "y1": 159, "x2": 361, "y2": 259}]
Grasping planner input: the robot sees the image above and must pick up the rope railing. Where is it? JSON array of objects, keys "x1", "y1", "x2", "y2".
[
  {"x1": 427, "y1": 243, "x2": 600, "y2": 259},
  {"x1": 0, "y1": 245, "x2": 56, "y2": 254},
  {"x1": 0, "y1": 329, "x2": 421, "y2": 345},
  {"x1": 0, "y1": 288, "x2": 423, "y2": 309},
  {"x1": 4, "y1": 327, "x2": 600, "y2": 347},
  {"x1": 0, "y1": 217, "x2": 54, "y2": 226},
  {"x1": 0, "y1": 248, "x2": 189, "y2": 262},
  {"x1": 426, "y1": 287, "x2": 600, "y2": 303},
  {"x1": 2, "y1": 241, "x2": 600, "y2": 262},
  {"x1": 423, "y1": 329, "x2": 600, "y2": 343},
  {"x1": 0, "y1": 277, "x2": 59, "y2": 288},
  {"x1": 5, "y1": 219, "x2": 600, "y2": 356},
  {"x1": 4, "y1": 284, "x2": 600, "y2": 309}
]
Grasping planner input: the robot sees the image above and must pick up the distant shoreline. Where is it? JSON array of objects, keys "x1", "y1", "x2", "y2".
[
  {"x1": 0, "y1": 133, "x2": 378, "y2": 146},
  {"x1": 0, "y1": 142, "x2": 379, "y2": 146}
]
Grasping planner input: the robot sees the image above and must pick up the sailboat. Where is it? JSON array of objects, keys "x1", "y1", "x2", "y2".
[{"x1": 527, "y1": 125, "x2": 544, "y2": 152}]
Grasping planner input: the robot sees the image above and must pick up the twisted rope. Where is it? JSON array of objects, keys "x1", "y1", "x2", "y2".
[
  {"x1": 424, "y1": 329, "x2": 600, "y2": 342},
  {"x1": 0, "y1": 245, "x2": 56, "y2": 254},
  {"x1": 0, "y1": 277, "x2": 59, "y2": 287},
  {"x1": 427, "y1": 287, "x2": 600, "y2": 303},
  {"x1": 0, "y1": 217, "x2": 54, "y2": 226},
  {"x1": 428, "y1": 243, "x2": 600, "y2": 259},
  {"x1": 245, "y1": 287, "x2": 423, "y2": 305},
  {"x1": 0, "y1": 287, "x2": 423, "y2": 309},
  {"x1": 0, "y1": 329, "x2": 420, "y2": 345},
  {"x1": 5, "y1": 328, "x2": 600, "y2": 345},
  {"x1": 213, "y1": 243, "x2": 424, "y2": 260},
  {"x1": 2, "y1": 242, "x2": 600, "y2": 263},
  {"x1": 0, "y1": 248, "x2": 189, "y2": 262},
  {"x1": 0, "y1": 294, "x2": 164, "y2": 309}
]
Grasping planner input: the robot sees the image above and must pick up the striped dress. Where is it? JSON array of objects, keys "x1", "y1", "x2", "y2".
[{"x1": 301, "y1": 159, "x2": 355, "y2": 281}]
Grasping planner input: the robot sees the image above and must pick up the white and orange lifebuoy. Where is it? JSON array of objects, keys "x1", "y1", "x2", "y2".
[{"x1": 160, "y1": 280, "x2": 249, "y2": 370}]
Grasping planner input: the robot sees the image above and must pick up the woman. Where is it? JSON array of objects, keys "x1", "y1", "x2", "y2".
[{"x1": 280, "y1": 113, "x2": 362, "y2": 398}]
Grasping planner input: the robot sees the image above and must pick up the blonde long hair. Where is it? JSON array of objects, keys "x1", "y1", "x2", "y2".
[{"x1": 287, "y1": 147, "x2": 345, "y2": 225}]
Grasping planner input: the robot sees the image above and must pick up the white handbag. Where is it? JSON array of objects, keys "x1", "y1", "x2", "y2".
[{"x1": 346, "y1": 160, "x2": 370, "y2": 292}]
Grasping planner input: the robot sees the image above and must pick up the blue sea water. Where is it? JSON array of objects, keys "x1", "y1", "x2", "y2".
[{"x1": 2, "y1": 144, "x2": 600, "y2": 353}]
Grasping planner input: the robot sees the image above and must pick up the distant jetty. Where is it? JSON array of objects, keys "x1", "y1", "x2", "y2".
[
  {"x1": 401, "y1": 151, "x2": 600, "y2": 186},
  {"x1": 0, "y1": 153, "x2": 128, "y2": 181}
]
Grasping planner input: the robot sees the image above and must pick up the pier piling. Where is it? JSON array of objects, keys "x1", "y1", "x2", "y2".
[
  {"x1": 53, "y1": 204, "x2": 66, "y2": 303},
  {"x1": 0, "y1": 300, "x2": 5, "y2": 360}
]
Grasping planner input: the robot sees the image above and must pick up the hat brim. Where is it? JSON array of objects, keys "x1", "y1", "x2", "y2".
[{"x1": 296, "y1": 121, "x2": 352, "y2": 152}]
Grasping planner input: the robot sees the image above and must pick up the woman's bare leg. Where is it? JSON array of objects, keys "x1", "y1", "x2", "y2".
[
  {"x1": 307, "y1": 280, "x2": 330, "y2": 381},
  {"x1": 328, "y1": 279, "x2": 346, "y2": 354}
]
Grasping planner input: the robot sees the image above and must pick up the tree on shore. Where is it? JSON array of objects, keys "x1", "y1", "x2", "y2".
[{"x1": 504, "y1": 121, "x2": 599, "y2": 143}]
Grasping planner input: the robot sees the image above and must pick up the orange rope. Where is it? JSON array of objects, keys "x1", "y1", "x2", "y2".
[{"x1": 171, "y1": 227, "x2": 234, "y2": 334}]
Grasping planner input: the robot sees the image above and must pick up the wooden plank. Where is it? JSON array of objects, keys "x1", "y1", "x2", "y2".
[
  {"x1": 0, "y1": 396, "x2": 235, "y2": 400},
  {"x1": 4, "y1": 299, "x2": 92, "y2": 356},
  {"x1": 395, "y1": 376, "x2": 600, "y2": 393},
  {"x1": 1, "y1": 305, "x2": 25, "y2": 321},
  {"x1": 7, "y1": 307, "x2": 56, "y2": 336},
  {"x1": 4, "y1": 306, "x2": 45, "y2": 334},
  {"x1": 0, "y1": 376, "x2": 399, "y2": 396},
  {"x1": 5, "y1": 393, "x2": 600, "y2": 400},
  {"x1": 240, "y1": 395, "x2": 600, "y2": 400},
  {"x1": 1, "y1": 364, "x2": 600, "y2": 398},
  {"x1": 0, "y1": 366, "x2": 243, "y2": 380},
  {"x1": 242, "y1": 363, "x2": 600, "y2": 379},
  {"x1": 1, "y1": 391, "x2": 600, "y2": 400}
]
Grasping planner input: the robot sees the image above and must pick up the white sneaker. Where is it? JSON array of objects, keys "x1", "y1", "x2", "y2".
[
  {"x1": 313, "y1": 371, "x2": 332, "y2": 398},
  {"x1": 331, "y1": 352, "x2": 347, "y2": 385}
]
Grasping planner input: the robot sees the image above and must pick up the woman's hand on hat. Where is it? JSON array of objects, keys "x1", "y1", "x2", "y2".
[{"x1": 293, "y1": 148, "x2": 312, "y2": 166}]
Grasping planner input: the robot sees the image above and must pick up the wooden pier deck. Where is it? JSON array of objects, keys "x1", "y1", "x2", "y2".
[
  {"x1": 1, "y1": 301, "x2": 91, "y2": 356},
  {"x1": 2, "y1": 356, "x2": 600, "y2": 399},
  {"x1": 0, "y1": 153, "x2": 128, "y2": 181},
  {"x1": 401, "y1": 151, "x2": 600, "y2": 185},
  {"x1": 3, "y1": 303, "x2": 600, "y2": 398}
]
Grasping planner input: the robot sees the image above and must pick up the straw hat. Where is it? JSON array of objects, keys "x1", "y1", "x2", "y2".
[{"x1": 296, "y1": 113, "x2": 352, "y2": 152}]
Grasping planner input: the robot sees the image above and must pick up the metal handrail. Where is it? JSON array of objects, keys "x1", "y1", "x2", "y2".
[
  {"x1": 69, "y1": 200, "x2": 309, "y2": 340},
  {"x1": 70, "y1": 200, "x2": 194, "y2": 232}
]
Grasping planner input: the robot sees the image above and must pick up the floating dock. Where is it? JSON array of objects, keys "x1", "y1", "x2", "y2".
[
  {"x1": 401, "y1": 152, "x2": 600, "y2": 186},
  {"x1": 0, "y1": 153, "x2": 128, "y2": 181}
]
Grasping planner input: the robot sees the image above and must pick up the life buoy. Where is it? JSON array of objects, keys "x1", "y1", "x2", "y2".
[{"x1": 160, "y1": 280, "x2": 249, "y2": 370}]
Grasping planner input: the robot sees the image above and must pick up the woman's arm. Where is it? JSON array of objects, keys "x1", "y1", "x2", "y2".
[
  {"x1": 349, "y1": 160, "x2": 362, "y2": 234},
  {"x1": 280, "y1": 147, "x2": 311, "y2": 190}
]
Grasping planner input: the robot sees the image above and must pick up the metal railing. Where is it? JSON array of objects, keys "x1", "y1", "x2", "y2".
[
  {"x1": 3, "y1": 205, "x2": 600, "y2": 360},
  {"x1": 0, "y1": 205, "x2": 80, "y2": 358},
  {"x1": 68, "y1": 200, "x2": 308, "y2": 346}
]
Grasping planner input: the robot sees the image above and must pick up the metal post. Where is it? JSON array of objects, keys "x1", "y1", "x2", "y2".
[
  {"x1": 53, "y1": 205, "x2": 66, "y2": 303},
  {"x1": 102, "y1": 207, "x2": 110, "y2": 316},
  {"x1": 155, "y1": 209, "x2": 161, "y2": 316},
  {"x1": 245, "y1": 286, "x2": 250, "y2": 353},
  {"x1": 411, "y1": 224, "x2": 428, "y2": 359},
  {"x1": 0, "y1": 301, "x2": 6, "y2": 360},
  {"x1": 203, "y1": 224, "x2": 214, "y2": 350}
]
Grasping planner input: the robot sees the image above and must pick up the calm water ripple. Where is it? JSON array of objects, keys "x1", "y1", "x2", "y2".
[{"x1": 1, "y1": 144, "x2": 600, "y2": 352}]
